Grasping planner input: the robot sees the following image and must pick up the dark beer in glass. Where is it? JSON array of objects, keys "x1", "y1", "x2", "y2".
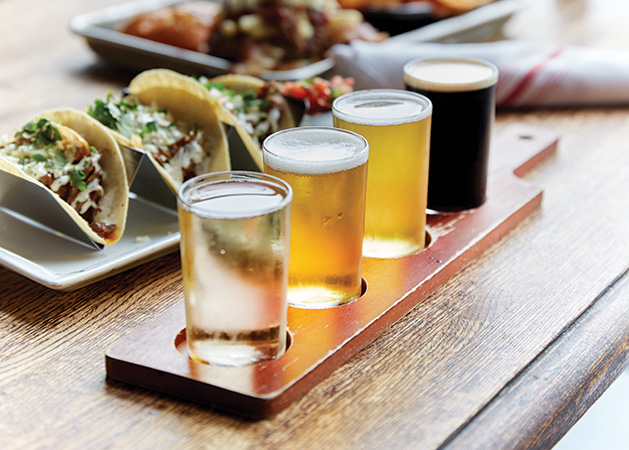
[{"x1": 404, "y1": 58, "x2": 498, "y2": 211}]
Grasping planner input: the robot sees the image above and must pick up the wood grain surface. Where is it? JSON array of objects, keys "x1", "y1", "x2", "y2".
[{"x1": 1, "y1": 0, "x2": 628, "y2": 448}]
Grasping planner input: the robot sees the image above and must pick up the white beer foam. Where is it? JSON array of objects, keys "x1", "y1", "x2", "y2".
[
  {"x1": 332, "y1": 89, "x2": 432, "y2": 126},
  {"x1": 183, "y1": 179, "x2": 290, "y2": 219},
  {"x1": 404, "y1": 58, "x2": 499, "y2": 93},
  {"x1": 263, "y1": 127, "x2": 369, "y2": 175}
]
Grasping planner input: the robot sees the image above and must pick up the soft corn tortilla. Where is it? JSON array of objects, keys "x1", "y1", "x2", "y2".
[
  {"x1": 0, "y1": 108, "x2": 129, "y2": 246},
  {"x1": 200, "y1": 73, "x2": 297, "y2": 170},
  {"x1": 92, "y1": 69, "x2": 231, "y2": 194},
  {"x1": 116, "y1": 69, "x2": 230, "y2": 193}
]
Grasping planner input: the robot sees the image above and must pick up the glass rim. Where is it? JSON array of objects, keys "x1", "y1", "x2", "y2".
[
  {"x1": 177, "y1": 170, "x2": 293, "y2": 218},
  {"x1": 331, "y1": 89, "x2": 432, "y2": 126},
  {"x1": 403, "y1": 57, "x2": 499, "y2": 93},
  {"x1": 262, "y1": 126, "x2": 369, "y2": 175}
]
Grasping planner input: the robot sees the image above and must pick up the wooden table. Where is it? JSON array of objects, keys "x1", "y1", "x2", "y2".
[{"x1": 1, "y1": 0, "x2": 628, "y2": 448}]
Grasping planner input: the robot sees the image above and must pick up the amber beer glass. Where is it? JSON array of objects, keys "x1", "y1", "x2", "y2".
[
  {"x1": 404, "y1": 57, "x2": 499, "y2": 211},
  {"x1": 263, "y1": 127, "x2": 369, "y2": 309},
  {"x1": 332, "y1": 89, "x2": 432, "y2": 258},
  {"x1": 178, "y1": 171, "x2": 292, "y2": 366}
]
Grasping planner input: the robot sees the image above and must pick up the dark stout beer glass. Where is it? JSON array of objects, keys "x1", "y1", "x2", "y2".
[{"x1": 404, "y1": 58, "x2": 498, "y2": 211}]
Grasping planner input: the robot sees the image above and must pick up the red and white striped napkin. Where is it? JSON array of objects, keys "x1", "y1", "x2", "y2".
[{"x1": 329, "y1": 40, "x2": 629, "y2": 107}]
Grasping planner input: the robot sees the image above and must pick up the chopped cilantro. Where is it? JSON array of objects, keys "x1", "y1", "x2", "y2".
[
  {"x1": 21, "y1": 118, "x2": 62, "y2": 147},
  {"x1": 52, "y1": 149, "x2": 67, "y2": 169},
  {"x1": 30, "y1": 154, "x2": 48, "y2": 163},
  {"x1": 242, "y1": 91, "x2": 256, "y2": 102},
  {"x1": 331, "y1": 86, "x2": 344, "y2": 99},
  {"x1": 198, "y1": 77, "x2": 226, "y2": 92},
  {"x1": 257, "y1": 98, "x2": 270, "y2": 111},
  {"x1": 198, "y1": 77, "x2": 269, "y2": 114},
  {"x1": 140, "y1": 121, "x2": 158, "y2": 136},
  {"x1": 118, "y1": 97, "x2": 140, "y2": 112},
  {"x1": 87, "y1": 91, "x2": 141, "y2": 137},
  {"x1": 88, "y1": 98, "x2": 118, "y2": 130},
  {"x1": 69, "y1": 168, "x2": 87, "y2": 190}
]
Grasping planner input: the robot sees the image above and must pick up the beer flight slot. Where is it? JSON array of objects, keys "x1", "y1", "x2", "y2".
[
  {"x1": 332, "y1": 90, "x2": 432, "y2": 258},
  {"x1": 263, "y1": 127, "x2": 369, "y2": 309},
  {"x1": 178, "y1": 172, "x2": 292, "y2": 367}
]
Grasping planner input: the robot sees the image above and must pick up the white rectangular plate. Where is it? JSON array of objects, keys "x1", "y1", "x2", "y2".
[{"x1": 0, "y1": 196, "x2": 180, "y2": 291}]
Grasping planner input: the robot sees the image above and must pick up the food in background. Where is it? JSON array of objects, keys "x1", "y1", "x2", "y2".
[
  {"x1": 337, "y1": 0, "x2": 497, "y2": 17},
  {"x1": 213, "y1": 0, "x2": 387, "y2": 73},
  {"x1": 429, "y1": 0, "x2": 498, "y2": 16},
  {"x1": 87, "y1": 69, "x2": 230, "y2": 192},
  {"x1": 275, "y1": 75, "x2": 354, "y2": 115},
  {"x1": 337, "y1": 0, "x2": 406, "y2": 9},
  {"x1": 0, "y1": 109, "x2": 129, "y2": 245},
  {"x1": 120, "y1": 1, "x2": 220, "y2": 52},
  {"x1": 198, "y1": 73, "x2": 297, "y2": 169},
  {"x1": 120, "y1": 0, "x2": 387, "y2": 75}
]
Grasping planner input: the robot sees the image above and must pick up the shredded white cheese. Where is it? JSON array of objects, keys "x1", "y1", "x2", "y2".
[
  {"x1": 123, "y1": 104, "x2": 206, "y2": 185},
  {"x1": 0, "y1": 126, "x2": 104, "y2": 215}
]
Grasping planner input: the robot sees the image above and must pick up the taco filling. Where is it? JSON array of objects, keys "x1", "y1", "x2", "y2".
[
  {"x1": 198, "y1": 77, "x2": 287, "y2": 146},
  {"x1": 88, "y1": 93, "x2": 208, "y2": 185},
  {"x1": 0, "y1": 118, "x2": 116, "y2": 240}
]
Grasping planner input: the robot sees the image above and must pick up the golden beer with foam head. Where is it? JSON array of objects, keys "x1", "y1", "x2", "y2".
[
  {"x1": 263, "y1": 127, "x2": 369, "y2": 309},
  {"x1": 333, "y1": 89, "x2": 432, "y2": 258}
]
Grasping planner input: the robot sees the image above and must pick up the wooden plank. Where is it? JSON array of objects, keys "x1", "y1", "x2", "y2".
[{"x1": 444, "y1": 269, "x2": 629, "y2": 449}]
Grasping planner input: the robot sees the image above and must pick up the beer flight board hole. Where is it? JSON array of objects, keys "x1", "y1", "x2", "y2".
[
  {"x1": 173, "y1": 328, "x2": 294, "y2": 366},
  {"x1": 360, "y1": 277, "x2": 368, "y2": 299}
]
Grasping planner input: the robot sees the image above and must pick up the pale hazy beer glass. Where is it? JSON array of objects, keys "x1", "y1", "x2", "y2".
[
  {"x1": 332, "y1": 89, "x2": 432, "y2": 258},
  {"x1": 178, "y1": 171, "x2": 292, "y2": 366},
  {"x1": 403, "y1": 57, "x2": 498, "y2": 211},
  {"x1": 263, "y1": 127, "x2": 369, "y2": 309}
]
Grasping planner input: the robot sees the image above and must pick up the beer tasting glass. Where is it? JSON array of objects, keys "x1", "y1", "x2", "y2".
[
  {"x1": 332, "y1": 89, "x2": 432, "y2": 258},
  {"x1": 403, "y1": 57, "x2": 499, "y2": 211},
  {"x1": 263, "y1": 127, "x2": 369, "y2": 309},
  {"x1": 177, "y1": 171, "x2": 292, "y2": 367}
]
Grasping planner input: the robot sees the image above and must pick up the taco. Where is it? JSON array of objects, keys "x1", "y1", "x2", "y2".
[
  {"x1": 87, "y1": 69, "x2": 230, "y2": 192},
  {"x1": 197, "y1": 73, "x2": 297, "y2": 169},
  {"x1": 0, "y1": 108, "x2": 129, "y2": 245}
]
